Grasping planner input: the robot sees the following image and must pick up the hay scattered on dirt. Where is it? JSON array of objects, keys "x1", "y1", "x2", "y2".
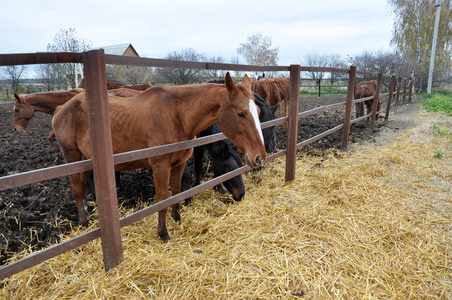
[{"x1": 1, "y1": 111, "x2": 451, "y2": 299}]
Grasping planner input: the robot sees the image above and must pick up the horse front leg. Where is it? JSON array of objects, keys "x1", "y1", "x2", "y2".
[
  {"x1": 152, "y1": 166, "x2": 171, "y2": 241},
  {"x1": 193, "y1": 146, "x2": 204, "y2": 186},
  {"x1": 69, "y1": 172, "x2": 89, "y2": 227},
  {"x1": 170, "y1": 163, "x2": 187, "y2": 223},
  {"x1": 61, "y1": 147, "x2": 89, "y2": 226}
]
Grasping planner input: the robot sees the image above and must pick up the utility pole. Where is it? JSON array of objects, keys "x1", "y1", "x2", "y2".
[{"x1": 427, "y1": 0, "x2": 442, "y2": 94}]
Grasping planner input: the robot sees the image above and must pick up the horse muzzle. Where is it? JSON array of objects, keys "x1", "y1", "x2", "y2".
[
  {"x1": 12, "y1": 126, "x2": 25, "y2": 133},
  {"x1": 245, "y1": 154, "x2": 263, "y2": 168}
]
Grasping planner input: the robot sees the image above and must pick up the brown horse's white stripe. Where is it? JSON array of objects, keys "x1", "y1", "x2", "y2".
[{"x1": 249, "y1": 99, "x2": 264, "y2": 145}]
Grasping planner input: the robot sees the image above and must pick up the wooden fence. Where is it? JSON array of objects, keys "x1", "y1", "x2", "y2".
[{"x1": 0, "y1": 50, "x2": 415, "y2": 280}]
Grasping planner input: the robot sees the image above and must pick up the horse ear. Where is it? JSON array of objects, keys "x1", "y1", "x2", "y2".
[
  {"x1": 224, "y1": 72, "x2": 236, "y2": 94},
  {"x1": 271, "y1": 104, "x2": 278, "y2": 115},
  {"x1": 242, "y1": 74, "x2": 252, "y2": 89},
  {"x1": 14, "y1": 93, "x2": 24, "y2": 104}
]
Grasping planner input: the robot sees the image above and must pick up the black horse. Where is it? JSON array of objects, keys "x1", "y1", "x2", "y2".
[{"x1": 193, "y1": 122, "x2": 245, "y2": 201}]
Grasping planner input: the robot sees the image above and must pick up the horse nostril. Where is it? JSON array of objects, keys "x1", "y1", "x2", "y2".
[{"x1": 254, "y1": 155, "x2": 261, "y2": 166}]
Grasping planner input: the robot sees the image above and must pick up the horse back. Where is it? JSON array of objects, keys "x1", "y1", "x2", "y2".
[{"x1": 356, "y1": 81, "x2": 377, "y2": 98}]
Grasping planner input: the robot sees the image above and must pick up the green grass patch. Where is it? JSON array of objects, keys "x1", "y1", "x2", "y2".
[
  {"x1": 431, "y1": 125, "x2": 452, "y2": 138},
  {"x1": 421, "y1": 92, "x2": 452, "y2": 115}
]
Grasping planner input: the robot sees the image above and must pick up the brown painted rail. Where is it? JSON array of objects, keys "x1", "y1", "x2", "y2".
[{"x1": 0, "y1": 51, "x2": 414, "y2": 280}]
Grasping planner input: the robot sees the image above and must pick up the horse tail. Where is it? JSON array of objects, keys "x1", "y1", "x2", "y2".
[{"x1": 360, "y1": 85, "x2": 367, "y2": 98}]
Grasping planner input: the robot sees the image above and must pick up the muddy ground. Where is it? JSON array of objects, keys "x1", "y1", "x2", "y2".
[{"x1": 0, "y1": 94, "x2": 406, "y2": 266}]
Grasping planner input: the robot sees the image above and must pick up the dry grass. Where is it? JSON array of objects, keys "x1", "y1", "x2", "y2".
[{"x1": 1, "y1": 111, "x2": 451, "y2": 299}]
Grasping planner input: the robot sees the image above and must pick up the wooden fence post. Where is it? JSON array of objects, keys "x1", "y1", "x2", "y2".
[
  {"x1": 318, "y1": 79, "x2": 321, "y2": 97},
  {"x1": 341, "y1": 65, "x2": 356, "y2": 150},
  {"x1": 394, "y1": 77, "x2": 402, "y2": 112},
  {"x1": 285, "y1": 65, "x2": 301, "y2": 182},
  {"x1": 369, "y1": 73, "x2": 383, "y2": 133},
  {"x1": 402, "y1": 78, "x2": 407, "y2": 103},
  {"x1": 384, "y1": 75, "x2": 396, "y2": 122},
  {"x1": 408, "y1": 79, "x2": 413, "y2": 103},
  {"x1": 83, "y1": 49, "x2": 124, "y2": 272}
]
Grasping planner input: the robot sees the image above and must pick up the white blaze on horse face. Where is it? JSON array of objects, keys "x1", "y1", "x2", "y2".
[{"x1": 248, "y1": 99, "x2": 264, "y2": 145}]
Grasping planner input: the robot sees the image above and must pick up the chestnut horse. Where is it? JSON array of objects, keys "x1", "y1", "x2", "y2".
[
  {"x1": 12, "y1": 88, "x2": 140, "y2": 151},
  {"x1": 78, "y1": 78, "x2": 154, "y2": 91},
  {"x1": 52, "y1": 72, "x2": 266, "y2": 241},
  {"x1": 354, "y1": 80, "x2": 381, "y2": 119},
  {"x1": 12, "y1": 89, "x2": 84, "y2": 133},
  {"x1": 251, "y1": 77, "x2": 290, "y2": 118}
]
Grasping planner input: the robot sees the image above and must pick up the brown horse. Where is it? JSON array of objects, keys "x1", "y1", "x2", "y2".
[
  {"x1": 78, "y1": 78, "x2": 154, "y2": 91},
  {"x1": 251, "y1": 77, "x2": 290, "y2": 118},
  {"x1": 12, "y1": 88, "x2": 141, "y2": 151},
  {"x1": 12, "y1": 89, "x2": 84, "y2": 133},
  {"x1": 354, "y1": 80, "x2": 381, "y2": 119},
  {"x1": 52, "y1": 72, "x2": 266, "y2": 241}
]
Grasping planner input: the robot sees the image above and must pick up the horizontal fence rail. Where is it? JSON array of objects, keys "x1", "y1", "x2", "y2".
[{"x1": 0, "y1": 51, "x2": 415, "y2": 280}]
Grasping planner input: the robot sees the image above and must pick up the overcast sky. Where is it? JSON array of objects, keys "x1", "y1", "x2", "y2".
[{"x1": 1, "y1": 0, "x2": 395, "y2": 74}]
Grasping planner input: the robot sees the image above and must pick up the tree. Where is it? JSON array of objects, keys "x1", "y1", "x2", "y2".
[
  {"x1": 3, "y1": 65, "x2": 25, "y2": 93},
  {"x1": 388, "y1": 0, "x2": 452, "y2": 90},
  {"x1": 45, "y1": 28, "x2": 92, "y2": 88},
  {"x1": 205, "y1": 56, "x2": 227, "y2": 80},
  {"x1": 154, "y1": 48, "x2": 207, "y2": 84},
  {"x1": 106, "y1": 65, "x2": 152, "y2": 85},
  {"x1": 327, "y1": 54, "x2": 348, "y2": 85},
  {"x1": 348, "y1": 50, "x2": 403, "y2": 89},
  {"x1": 349, "y1": 50, "x2": 402, "y2": 76},
  {"x1": 302, "y1": 53, "x2": 328, "y2": 83},
  {"x1": 38, "y1": 63, "x2": 67, "y2": 91},
  {"x1": 237, "y1": 33, "x2": 279, "y2": 66}
]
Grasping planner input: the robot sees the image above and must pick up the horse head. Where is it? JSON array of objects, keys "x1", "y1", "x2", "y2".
[
  {"x1": 12, "y1": 93, "x2": 35, "y2": 133},
  {"x1": 211, "y1": 142, "x2": 245, "y2": 201},
  {"x1": 219, "y1": 73, "x2": 266, "y2": 168}
]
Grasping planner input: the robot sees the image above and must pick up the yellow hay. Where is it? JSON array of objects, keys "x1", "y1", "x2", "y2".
[{"x1": 1, "y1": 110, "x2": 451, "y2": 299}]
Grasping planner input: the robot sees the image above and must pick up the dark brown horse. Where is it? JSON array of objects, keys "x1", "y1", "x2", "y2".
[
  {"x1": 52, "y1": 72, "x2": 266, "y2": 241},
  {"x1": 354, "y1": 80, "x2": 381, "y2": 119}
]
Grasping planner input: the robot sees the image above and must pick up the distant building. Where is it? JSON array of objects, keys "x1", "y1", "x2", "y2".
[
  {"x1": 76, "y1": 44, "x2": 140, "y2": 86},
  {"x1": 94, "y1": 43, "x2": 140, "y2": 57}
]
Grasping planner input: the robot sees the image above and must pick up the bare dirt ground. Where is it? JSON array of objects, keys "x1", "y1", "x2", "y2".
[{"x1": 0, "y1": 94, "x2": 417, "y2": 266}]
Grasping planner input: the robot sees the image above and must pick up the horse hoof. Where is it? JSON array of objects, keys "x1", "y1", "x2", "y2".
[
  {"x1": 171, "y1": 211, "x2": 181, "y2": 223},
  {"x1": 158, "y1": 229, "x2": 171, "y2": 242},
  {"x1": 184, "y1": 198, "x2": 192, "y2": 206}
]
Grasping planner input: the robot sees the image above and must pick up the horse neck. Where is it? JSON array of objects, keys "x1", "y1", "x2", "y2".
[
  {"x1": 173, "y1": 84, "x2": 228, "y2": 138},
  {"x1": 24, "y1": 90, "x2": 78, "y2": 115}
]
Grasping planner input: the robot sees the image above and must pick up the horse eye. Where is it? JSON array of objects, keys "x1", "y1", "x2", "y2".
[{"x1": 237, "y1": 112, "x2": 245, "y2": 118}]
